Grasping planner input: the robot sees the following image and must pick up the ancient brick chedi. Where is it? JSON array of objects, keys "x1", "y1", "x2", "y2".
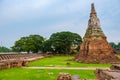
[{"x1": 74, "y1": 3, "x2": 119, "y2": 63}]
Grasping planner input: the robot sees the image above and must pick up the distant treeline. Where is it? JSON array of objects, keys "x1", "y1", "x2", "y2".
[
  {"x1": 0, "y1": 46, "x2": 11, "y2": 52},
  {"x1": 109, "y1": 42, "x2": 120, "y2": 54},
  {"x1": 11, "y1": 31, "x2": 82, "y2": 54},
  {"x1": 0, "y1": 32, "x2": 120, "y2": 54},
  {"x1": 109, "y1": 42, "x2": 120, "y2": 49}
]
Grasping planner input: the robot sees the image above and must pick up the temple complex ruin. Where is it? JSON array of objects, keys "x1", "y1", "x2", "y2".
[
  {"x1": 74, "y1": 3, "x2": 120, "y2": 63},
  {"x1": 0, "y1": 53, "x2": 44, "y2": 70}
]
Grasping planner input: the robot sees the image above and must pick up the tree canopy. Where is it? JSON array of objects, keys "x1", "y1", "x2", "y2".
[
  {"x1": 109, "y1": 42, "x2": 117, "y2": 48},
  {"x1": 117, "y1": 42, "x2": 120, "y2": 48},
  {"x1": 0, "y1": 46, "x2": 11, "y2": 52},
  {"x1": 109, "y1": 42, "x2": 120, "y2": 49},
  {"x1": 12, "y1": 32, "x2": 82, "y2": 54},
  {"x1": 109, "y1": 42, "x2": 120, "y2": 54},
  {"x1": 42, "y1": 31, "x2": 82, "y2": 54},
  {"x1": 12, "y1": 35, "x2": 45, "y2": 53}
]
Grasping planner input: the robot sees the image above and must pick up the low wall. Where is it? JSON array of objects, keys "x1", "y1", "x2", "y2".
[{"x1": 0, "y1": 53, "x2": 44, "y2": 70}]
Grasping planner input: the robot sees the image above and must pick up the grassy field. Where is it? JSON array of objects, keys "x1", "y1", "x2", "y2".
[
  {"x1": 0, "y1": 56, "x2": 113, "y2": 80},
  {"x1": 28, "y1": 56, "x2": 111, "y2": 67},
  {"x1": 0, "y1": 68, "x2": 95, "y2": 80},
  {"x1": 118, "y1": 55, "x2": 120, "y2": 59}
]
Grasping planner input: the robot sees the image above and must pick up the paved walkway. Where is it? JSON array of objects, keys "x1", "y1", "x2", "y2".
[{"x1": 23, "y1": 66, "x2": 109, "y2": 70}]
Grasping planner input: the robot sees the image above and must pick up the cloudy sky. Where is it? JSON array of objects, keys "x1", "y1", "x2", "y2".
[{"x1": 0, "y1": 0, "x2": 120, "y2": 48}]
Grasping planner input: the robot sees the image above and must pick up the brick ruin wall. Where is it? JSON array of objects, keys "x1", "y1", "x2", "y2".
[
  {"x1": 0, "y1": 53, "x2": 44, "y2": 70},
  {"x1": 1, "y1": 53, "x2": 120, "y2": 80},
  {"x1": 95, "y1": 64, "x2": 120, "y2": 80}
]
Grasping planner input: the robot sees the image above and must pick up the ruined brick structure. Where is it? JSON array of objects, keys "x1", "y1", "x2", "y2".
[
  {"x1": 74, "y1": 3, "x2": 120, "y2": 63},
  {"x1": 95, "y1": 64, "x2": 120, "y2": 80},
  {"x1": 57, "y1": 73, "x2": 72, "y2": 80},
  {"x1": 0, "y1": 53, "x2": 44, "y2": 70},
  {"x1": 57, "y1": 73, "x2": 81, "y2": 80}
]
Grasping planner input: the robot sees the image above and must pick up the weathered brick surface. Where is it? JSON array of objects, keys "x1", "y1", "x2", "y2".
[
  {"x1": 74, "y1": 3, "x2": 120, "y2": 63},
  {"x1": 95, "y1": 64, "x2": 120, "y2": 80},
  {"x1": 95, "y1": 69, "x2": 120, "y2": 80},
  {"x1": 57, "y1": 73, "x2": 72, "y2": 80},
  {"x1": 0, "y1": 53, "x2": 44, "y2": 70},
  {"x1": 110, "y1": 64, "x2": 120, "y2": 70}
]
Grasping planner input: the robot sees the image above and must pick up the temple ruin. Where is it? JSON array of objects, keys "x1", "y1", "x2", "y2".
[
  {"x1": 74, "y1": 3, "x2": 120, "y2": 63},
  {"x1": 0, "y1": 53, "x2": 44, "y2": 70},
  {"x1": 95, "y1": 64, "x2": 120, "y2": 80}
]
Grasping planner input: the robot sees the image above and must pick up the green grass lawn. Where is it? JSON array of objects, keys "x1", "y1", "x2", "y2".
[
  {"x1": 0, "y1": 68, "x2": 95, "y2": 80},
  {"x1": 28, "y1": 56, "x2": 111, "y2": 67},
  {"x1": 118, "y1": 55, "x2": 120, "y2": 59},
  {"x1": 0, "y1": 56, "x2": 113, "y2": 80}
]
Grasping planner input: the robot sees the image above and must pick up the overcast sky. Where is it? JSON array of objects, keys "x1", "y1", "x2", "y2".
[{"x1": 0, "y1": 0, "x2": 120, "y2": 48}]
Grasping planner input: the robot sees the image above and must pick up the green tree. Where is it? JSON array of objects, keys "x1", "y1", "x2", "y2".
[
  {"x1": 109, "y1": 42, "x2": 120, "y2": 54},
  {"x1": 0, "y1": 46, "x2": 11, "y2": 52},
  {"x1": 109, "y1": 42, "x2": 117, "y2": 48},
  {"x1": 12, "y1": 35, "x2": 45, "y2": 53},
  {"x1": 117, "y1": 42, "x2": 120, "y2": 48},
  {"x1": 43, "y1": 31, "x2": 82, "y2": 54},
  {"x1": 29, "y1": 35, "x2": 45, "y2": 53},
  {"x1": 41, "y1": 39, "x2": 53, "y2": 53}
]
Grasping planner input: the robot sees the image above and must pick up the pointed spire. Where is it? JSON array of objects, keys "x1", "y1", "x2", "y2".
[
  {"x1": 91, "y1": 3, "x2": 96, "y2": 14},
  {"x1": 84, "y1": 3, "x2": 106, "y2": 38},
  {"x1": 90, "y1": 3, "x2": 97, "y2": 17}
]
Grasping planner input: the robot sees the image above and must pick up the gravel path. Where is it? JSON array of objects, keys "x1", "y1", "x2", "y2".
[{"x1": 23, "y1": 67, "x2": 109, "y2": 70}]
